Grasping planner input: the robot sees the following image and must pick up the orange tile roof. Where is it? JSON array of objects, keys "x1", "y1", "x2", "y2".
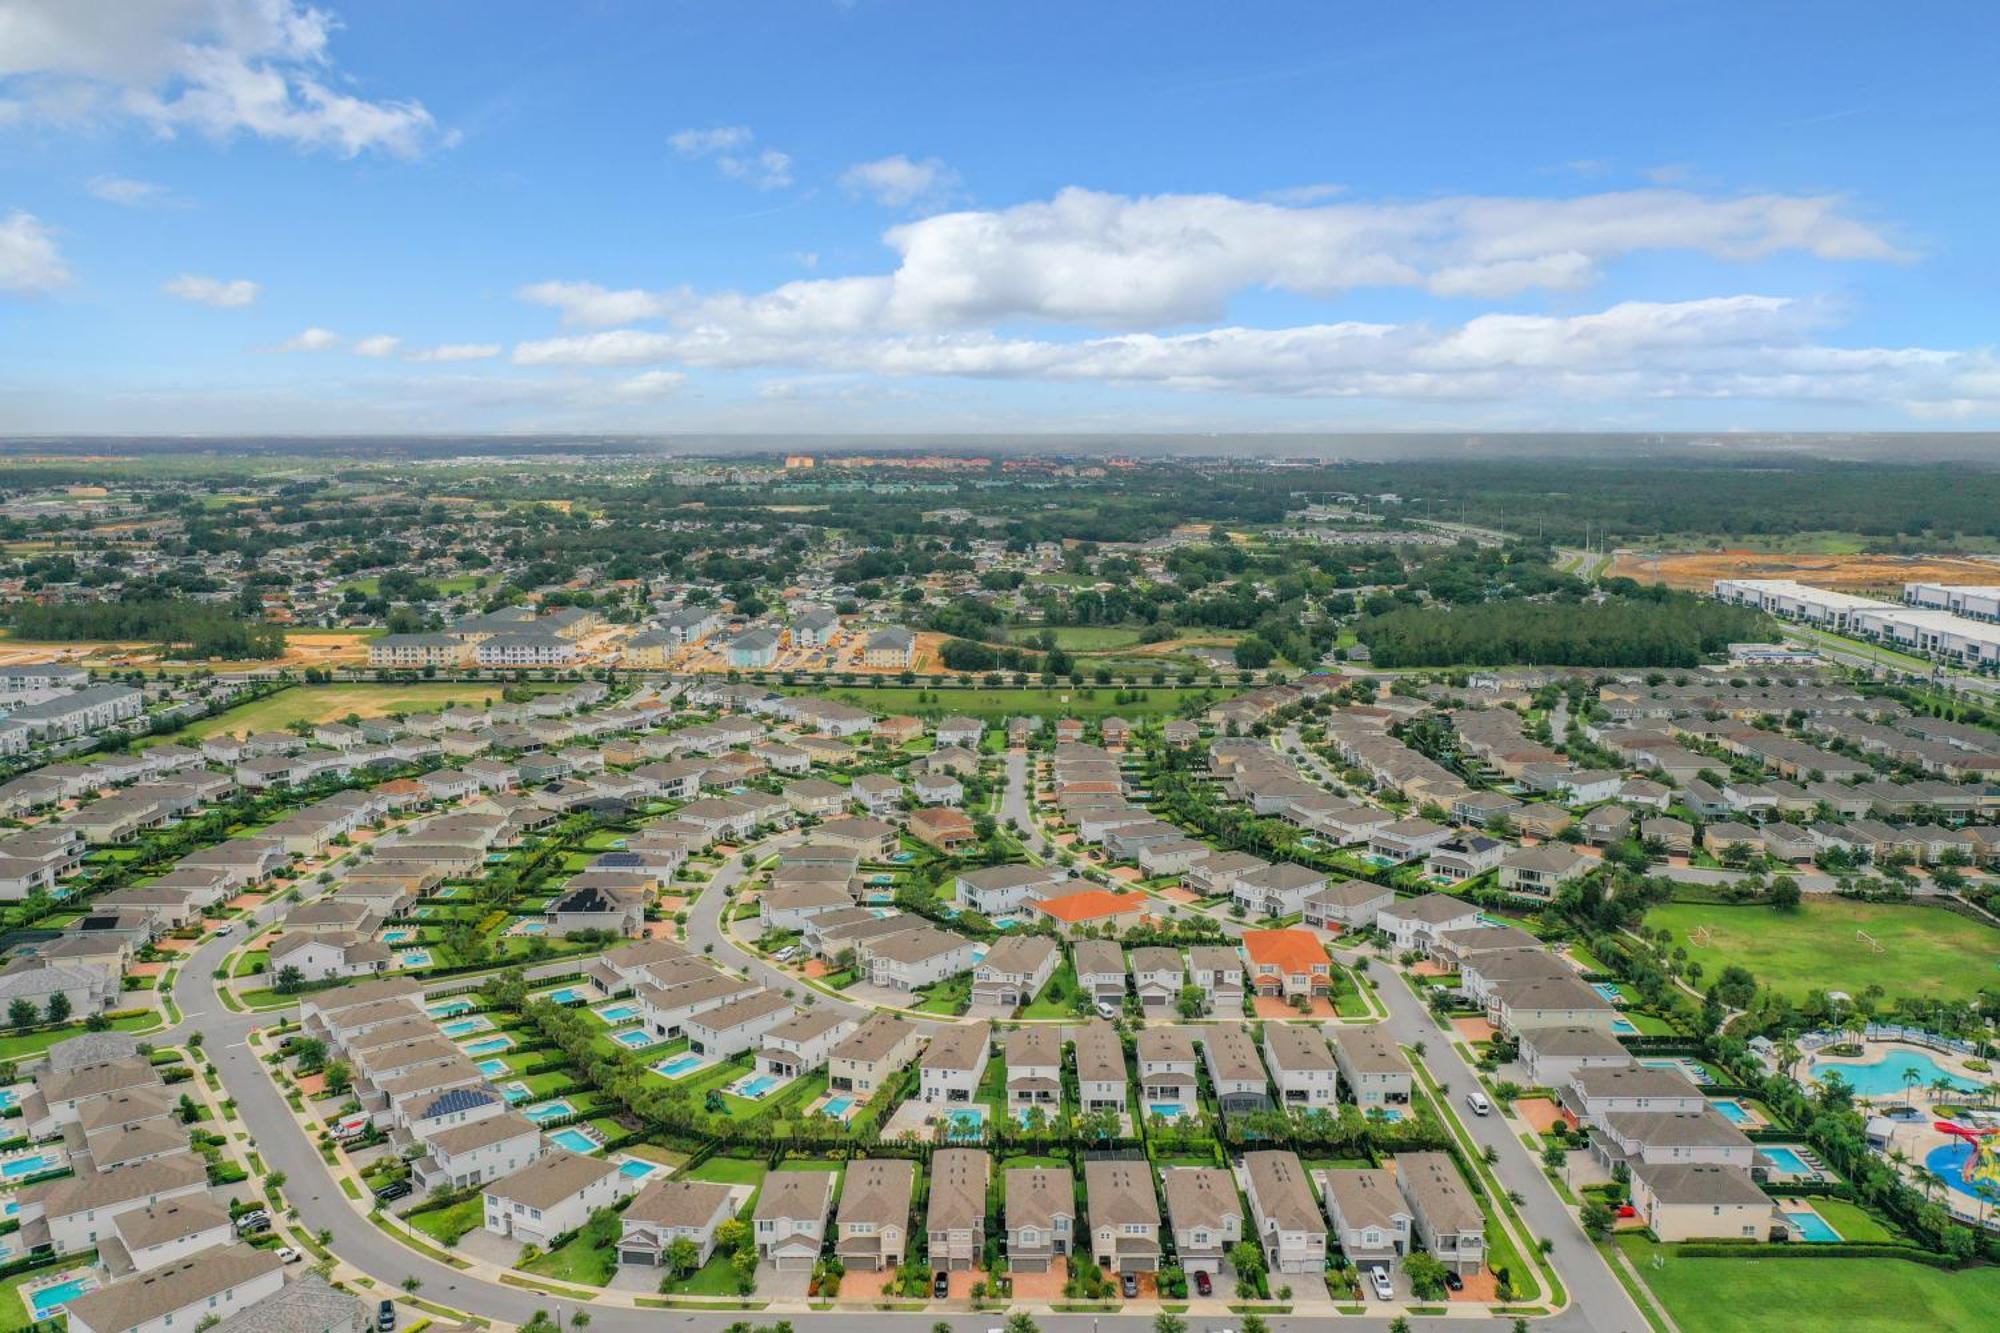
[
  {"x1": 1031, "y1": 889, "x2": 1146, "y2": 923},
  {"x1": 1241, "y1": 928, "x2": 1330, "y2": 974}
]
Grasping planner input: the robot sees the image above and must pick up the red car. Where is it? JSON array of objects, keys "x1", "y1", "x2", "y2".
[{"x1": 1193, "y1": 1271, "x2": 1213, "y2": 1297}]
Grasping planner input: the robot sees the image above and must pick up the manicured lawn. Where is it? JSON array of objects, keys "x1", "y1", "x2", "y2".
[
  {"x1": 524, "y1": 1228, "x2": 617, "y2": 1286},
  {"x1": 662, "y1": 1248, "x2": 749, "y2": 1296},
  {"x1": 167, "y1": 682, "x2": 560, "y2": 743},
  {"x1": 912, "y1": 973, "x2": 973, "y2": 1015},
  {"x1": 407, "y1": 1195, "x2": 484, "y2": 1245},
  {"x1": 1021, "y1": 957, "x2": 1083, "y2": 1018},
  {"x1": 775, "y1": 684, "x2": 1232, "y2": 722},
  {"x1": 1005, "y1": 626, "x2": 1147, "y2": 651},
  {"x1": 1806, "y1": 1197, "x2": 1901, "y2": 1243},
  {"x1": 1646, "y1": 899, "x2": 1998, "y2": 1003},
  {"x1": 686, "y1": 1156, "x2": 767, "y2": 1187},
  {"x1": 0, "y1": 1255, "x2": 85, "y2": 1333},
  {"x1": 1616, "y1": 1235, "x2": 2000, "y2": 1333},
  {"x1": 0, "y1": 1011, "x2": 160, "y2": 1061}
]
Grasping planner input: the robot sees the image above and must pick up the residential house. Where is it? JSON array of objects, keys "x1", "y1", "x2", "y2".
[
  {"x1": 834, "y1": 1158, "x2": 916, "y2": 1271},
  {"x1": 1244, "y1": 1151, "x2": 1328, "y2": 1274},
  {"x1": 1083, "y1": 1159, "x2": 1160, "y2": 1273},
  {"x1": 1160, "y1": 1166, "x2": 1242, "y2": 1277},
  {"x1": 482, "y1": 1150, "x2": 623, "y2": 1247},
  {"x1": 753, "y1": 1169, "x2": 837, "y2": 1271}
]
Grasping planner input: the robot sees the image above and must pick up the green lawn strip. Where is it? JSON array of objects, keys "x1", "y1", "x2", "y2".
[
  {"x1": 369, "y1": 1214, "x2": 471, "y2": 1268},
  {"x1": 685, "y1": 1156, "x2": 767, "y2": 1186},
  {"x1": 406, "y1": 1195, "x2": 484, "y2": 1245},
  {"x1": 1021, "y1": 956, "x2": 1082, "y2": 1018},
  {"x1": 499, "y1": 1273, "x2": 598, "y2": 1300},
  {"x1": 523, "y1": 1229, "x2": 617, "y2": 1286},
  {"x1": 1801, "y1": 1197, "x2": 1902, "y2": 1243},
  {"x1": 1612, "y1": 1234, "x2": 1999, "y2": 1333},
  {"x1": 660, "y1": 1248, "x2": 751, "y2": 1296}
]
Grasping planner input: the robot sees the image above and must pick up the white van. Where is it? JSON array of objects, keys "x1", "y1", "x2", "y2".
[{"x1": 1465, "y1": 1090, "x2": 1492, "y2": 1117}]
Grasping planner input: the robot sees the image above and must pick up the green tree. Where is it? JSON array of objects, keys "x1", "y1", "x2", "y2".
[
  {"x1": 45, "y1": 991, "x2": 71, "y2": 1024},
  {"x1": 666, "y1": 1236, "x2": 700, "y2": 1277},
  {"x1": 1580, "y1": 1198, "x2": 1615, "y2": 1240},
  {"x1": 1403, "y1": 1252, "x2": 1448, "y2": 1300},
  {"x1": 6, "y1": 999, "x2": 35, "y2": 1029}
]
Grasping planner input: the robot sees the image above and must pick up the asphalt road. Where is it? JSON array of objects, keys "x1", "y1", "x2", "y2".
[{"x1": 158, "y1": 752, "x2": 1650, "y2": 1332}]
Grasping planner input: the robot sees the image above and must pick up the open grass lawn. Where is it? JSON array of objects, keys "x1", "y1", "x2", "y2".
[
  {"x1": 0, "y1": 1011, "x2": 159, "y2": 1061},
  {"x1": 0, "y1": 1254, "x2": 84, "y2": 1333},
  {"x1": 406, "y1": 1195, "x2": 484, "y2": 1245},
  {"x1": 1617, "y1": 1235, "x2": 1999, "y2": 1333},
  {"x1": 1004, "y1": 626, "x2": 1147, "y2": 651},
  {"x1": 1645, "y1": 899, "x2": 1998, "y2": 1003},
  {"x1": 1021, "y1": 957, "x2": 1083, "y2": 1018},
  {"x1": 686, "y1": 1155, "x2": 767, "y2": 1187},
  {"x1": 912, "y1": 973, "x2": 973, "y2": 1015},
  {"x1": 1807, "y1": 1197, "x2": 1901, "y2": 1243},
  {"x1": 662, "y1": 1247, "x2": 750, "y2": 1296},
  {"x1": 778, "y1": 684, "x2": 1231, "y2": 722},
  {"x1": 169, "y1": 683, "x2": 558, "y2": 742},
  {"x1": 524, "y1": 1228, "x2": 617, "y2": 1286}
]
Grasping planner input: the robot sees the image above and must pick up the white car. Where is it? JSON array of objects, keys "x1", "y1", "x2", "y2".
[
  {"x1": 1369, "y1": 1267, "x2": 1395, "y2": 1300},
  {"x1": 275, "y1": 1247, "x2": 302, "y2": 1264},
  {"x1": 215, "y1": 923, "x2": 236, "y2": 937},
  {"x1": 1465, "y1": 1090, "x2": 1492, "y2": 1117}
]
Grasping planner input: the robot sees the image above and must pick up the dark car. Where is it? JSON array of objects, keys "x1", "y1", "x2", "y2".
[
  {"x1": 1120, "y1": 1273, "x2": 1139, "y2": 1298},
  {"x1": 1444, "y1": 1271, "x2": 1464, "y2": 1292},
  {"x1": 933, "y1": 1271, "x2": 950, "y2": 1299},
  {"x1": 378, "y1": 1299, "x2": 396, "y2": 1330},
  {"x1": 374, "y1": 1180, "x2": 413, "y2": 1203},
  {"x1": 1193, "y1": 1271, "x2": 1213, "y2": 1297}
]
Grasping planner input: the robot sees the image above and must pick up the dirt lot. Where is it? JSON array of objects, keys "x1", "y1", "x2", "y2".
[
  {"x1": 1609, "y1": 548, "x2": 2000, "y2": 594},
  {"x1": 0, "y1": 629, "x2": 373, "y2": 672}
]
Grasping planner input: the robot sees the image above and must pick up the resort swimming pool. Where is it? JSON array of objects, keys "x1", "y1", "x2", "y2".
[
  {"x1": 1811, "y1": 1047, "x2": 1975, "y2": 1099},
  {"x1": 1784, "y1": 1209, "x2": 1842, "y2": 1243},
  {"x1": 2, "y1": 1154, "x2": 56, "y2": 1179},
  {"x1": 461, "y1": 1036, "x2": 514, "y2": 1056},
  {"x1": 595, "y1": 1003, "x2": 640, "y2": 1023},
  {"x1": 29, "y1": 1278, "x2": 92, "y2": 1318},
  {"x1": 655, "y1": 1053, "x2": 705, "y2": 1078},
  {"x1": 1711, "y1": 1099, "x2": 1754, "y2": 1125},
  {"x1": 523, "y1": 1100, "x2": 575, "y2": 1124},
  {"x1": 1926, "y1": 1140, "x2": 2000, "y2": 1202},
  {"x1": 609, "y1": 1028, "x2": 656, "y2": 1050},
  {"x1": 548, "y1": 1128, "x2": 597, "y2": 1153},
  {"x1": 1760, "y1": 1146, "x2": 1815, "y2": 1176}
]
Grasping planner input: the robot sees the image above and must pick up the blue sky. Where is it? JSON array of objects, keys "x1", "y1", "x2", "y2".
[{"x1": 2, "y1": 0, "x2": 1997, "y2": 434}]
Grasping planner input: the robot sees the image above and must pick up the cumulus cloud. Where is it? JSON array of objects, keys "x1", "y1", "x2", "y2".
[
  {"x1": 276, "y1": 326, "x2": 338, "y2": 351},
  {"x1": 670, "y1": 124, "x2": 791, "y2": 188},
  {"x1": 611, "y1": 369, "x2": 686, "y2": 399},
  {"x1": 840, "y1": 154, "x2": 958, "y2": 207},
  {"x1": 0, "y1": 209, "x2": 68, "y2": 294},
  {"x1": 517, "y1": 280, "x2": 682, "y2": 327},
  {"x1": 162, "y1": 272, "x2": 258, "y2": 306},
  {"x1": 405, "y1": 342, "x2": 500, "y2": 362},
  {"x1": 0, "y1": 0, "x2": 448, "y2": 157},
  {"x1": 87, "y1": 175, "x2": 172, "y2": 206},
  {"x1": 351, "y1": 334, "x2": 400, "y2": 357}
]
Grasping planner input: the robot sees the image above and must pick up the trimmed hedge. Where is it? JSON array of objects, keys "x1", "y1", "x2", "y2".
[{"x1": 1671, "y1": 1241, "x2": 1947, "y2": 1266}]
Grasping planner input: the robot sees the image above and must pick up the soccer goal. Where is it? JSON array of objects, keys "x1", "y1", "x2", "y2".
[
  {"x1": 1856, "y1": 929, "x2": 1885, "y2": 954},
  {"x1": 1690, "y1": 925, "x2": 1715, "y2": 948}
]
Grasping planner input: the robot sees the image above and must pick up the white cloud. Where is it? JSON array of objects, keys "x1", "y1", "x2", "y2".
[
  {"x1": 276, "y1": 326, "x2": 338, "y2": 351},
  {"x1": 0, "y1": 0, "x2": 446, "y2": 157},
  {"x1": 840, "y1": 154, "x2": 958, "y2": 207},
  {"x1": 670, "y1": 124, "x2": 791, "y2": 188},
  {"x1": 162, "y1": 272, "x2": 258, "y2": 307},
  {"x1": 87, "y1": 174, "x2": 171, "y2": 206},
  {"x1": 1261, "y1": 183, "x2": 1344, "y2": 205},
  {"x1": 405, "y1": 342, "x2": 500, "y2": 362},
  {"x1": 611, "y1": 369, "x2": 686, "y2": 399},
  {"x1": 517, "y1": 280, "x2": 681, "y2": 327},
  {"x1": 351, "y1": 334, "x2": 400, "y2": 357},
  {"x1": 0, "y1": 209, "x2": 68, "y2": 294}
]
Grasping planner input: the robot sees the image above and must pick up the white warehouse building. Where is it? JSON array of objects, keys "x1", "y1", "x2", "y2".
[
  {"x1": 1905, "y1": 582, "x2": 2000, "y2": 623},
  {"x1": 1714, "y1": 578, "x2": 2000, "y2": 672}
]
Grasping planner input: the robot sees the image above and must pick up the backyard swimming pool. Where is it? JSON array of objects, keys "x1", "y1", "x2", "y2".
[
  {"x1": 609, "y1": 1028, "x2": 656, "y2": 1049},
  {"x1": 618, "y1": 1158, "x2": 659, "y2": 1180},
  {"x1": 1711, "y1": 1099, "x2": 1754, "y2": 1125},
  {"x1": 427, "y1": 1000, "x2": 472, "y2": 1019},
  {"x1": 595, "y1": 1003, "x2": 640, "y2": 1023},
  {"x1": 461, "y1": 1036, "x2": 514, "y2": 1056},
  {"x1": 499, "y1": 1081, "x2": 531, "y2": 1103},
  {"x1": 548, "y1": 1128, "x2": 597, "y2": 1153},
  {"x1": 819, "y1": 1096, "x2": 854, "y2": 1118},
  {"x1": 1147, "y1": 1103, "x2": 1185, "y2": 1119},
  {"x1": 28, "y1": 1277, "x2": 93, "y2": 1319},
  {"x1": 945, "y1": 1108, "x2": 987, "y2": 1141},
  {"x1": 523, "y1": 1100, "x2": 575, "y2": 1124},
  {"x1": 655, "y1": 1053, "x2": 705, "y2": 1078},
  {"x1": 1811, "y1": 1047, "x2": 1975, "y2": 1099},
  {"x1": 1784, "y1": 1208, "x2": 1842, "y2": 1243},
  {"x1": 2, "y1": 1154, "x2": 57, "y2": 1179},
  {"x1": 1610, "y1": 1018, "x2": 1640, "y2": 1035},
  {"x1": 398, "y1": 949, "x2": 432, "y2": 969},
  {"x1": 1759, "y1": 1146, "x2": 1815, "y2": 1176},
  {"x1": 510, "y1": 920, "x2": 548, "y2": 936},
  {"x1": 539, "y1": 986, "x2": 588, "y2": 1005},
  {"x1": 382, "y1": 928, "x2": 417, "y2": 943},
  {"x1": 440, "y1": 1017, "x2": 489, "y2": 1038},
  {"x1": 476, "y1": 1058, "x2": 510, "y2": 1078},
  {"x1": 737, "y1": 1074, "x2": 780, "y2": 1099},
  {"x1": 1591, "y1": 982, "x2": 1625, "y2": 1003}
]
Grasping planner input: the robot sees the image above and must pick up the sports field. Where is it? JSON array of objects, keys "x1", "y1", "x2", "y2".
[
  {"x1": 1617, "y1": 1235, "x2": 1999, "y2": 1333},
  {"x1": 1646, "y1": 899, "x2": 1998, "y2": 1003},
  {"x1": 168, "y1": 683, "x2": 552, "y2": 742}
]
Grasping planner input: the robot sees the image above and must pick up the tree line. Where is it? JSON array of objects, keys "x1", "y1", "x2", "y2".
[
  {"x1": 7, "y1": 597, "x2": 286, "y2": 658},
  {"x1": 1357, "y1": 594, "x2": 1767, "y2": 668}
]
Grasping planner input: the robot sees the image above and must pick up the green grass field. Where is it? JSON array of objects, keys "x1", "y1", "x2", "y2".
[
  {"x1": 1004, "y1": 626, "x2": 1147, "y2": 651},
  {"x1": 1617, "y1": 1236, "x2": 1997, "y2": 1333},
  {"x1": 1646, "y1": 899, "x2": 1999, "y2": 1003},
  {"x1": 168, "y1": 683, "x2": 553, "y2": 741},
  {"x1": 782, "y1": 684, "x2": 1227, "y2": 722}
]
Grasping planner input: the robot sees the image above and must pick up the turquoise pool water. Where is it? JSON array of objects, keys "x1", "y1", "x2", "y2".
[
  {"x1": 499, "y1": 1081, "x2": 531, "y2": 1103},
  {"x1": 619, "y1": 1159, "x2": 658, "y2": 1180},
  {"x1": 440, "y1": 1018, "x2": 488, "y2": 1037},
  {"x1": 1785, "y1": 1209, "x2": 1842, "y2": 1243},
  {"x1": 30, "y1": 1278, "x2": 91, "y2": 1316},
  {"x1": 1812, "y1": 1048, "x2": 1975, "y2": 1098},
  {"x1": 1366, "y1": 1106, "x2": 1406, "y2": 1122},
  {"x1": 462, "y1": 1036, "x2": 514, "y2": 1056},
  {"x1": 1611, "y1": 1018, "x2": 1640, "y2": 1035},
  {"x1": 1591, "y1": 982, "x2": 1625, "y2": 1003},
  {"x1": 1147, "y1": 1102, "x2": 1185, "y2": 1119},
  {"x1": 428, "y1": 1000, "x2": 472, "y2": 1019},
  {"x1": 540, "y1": 986, "x2": 587, "y2": 1005},
  {"x1": 2, "y1": 1155, "x2": 54, "y2": 1179},
  {"x1": 382, "y1": 928, "x2": 417, "y2": 943},
  {"x1": 399, "y1": 949, "x2": 432, "y2": 967},
  {"x1": 523, "y1": 1100, "x2": 575, "y2": 1123},
  {"x1": 656, "y1": 1053, "x2": 704, "y2": 1078},
  {"x1": 512, "y1": 920, "x2": 548, "y2": 935},
  {"x1": 945, "y1": 1108, "x2": 987, "y2": 1141},
  {"x1": 820, "y1": 1096, "x2": 854, "y2": 1118},
  {"x1": 0, "y1": 1090, "x2": 16, "y2": 1109},
  {"x1": 738, "y1": 1075, "x2": 780, "y2": 1098},
  {"x1": 4, "y1": 1200, "x2": 17, "y2": 1217},
  {"x1": 1760, "y1": 1146, "x2": 1814, "y2": 1175},
  {"x1": 548, "y1": 1128, "x2": 596, "y2": 1153},
  {"x1": 1927, "y1": 1141, "x2": 2000, "y2": 1202},
  {"x1": 595, "y1": 1003, "x2": 639, "y2": 1023},
  {"x1": 476, "y1": 1058, "x2": 509, "y2": 1078},
  {"x1": 610, "y1": 1028, "x2": 655, "y2": 1049},
  {"x1": 1711, "y1": 1099, "x2": 1753, "y2": 1125}
]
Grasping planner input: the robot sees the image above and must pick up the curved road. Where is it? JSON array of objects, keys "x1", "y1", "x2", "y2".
[{"x1": 159, "y1": 752, "x2": 1649, "y2": 1333}]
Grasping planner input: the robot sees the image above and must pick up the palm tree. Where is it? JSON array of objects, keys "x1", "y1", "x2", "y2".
[
  {"x1": 1930, "y1": 1075, "x2": 1957, "y2": 1106},
  {"x1": 1902, "y1": 1064, "x2": 1923, "y2": 1107}
]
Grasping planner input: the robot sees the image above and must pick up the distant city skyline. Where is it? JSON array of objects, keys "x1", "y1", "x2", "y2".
[{"x1": 3, "y1": 1, "x2": 1999, "y2": 434}]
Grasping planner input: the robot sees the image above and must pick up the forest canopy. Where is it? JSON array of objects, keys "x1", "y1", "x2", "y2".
[
  {"x1": 1356, "y1": 592, "x2": 1767, "y2": 668},
  {"x1": 8, "y1": 598, "x2": 287, "y2": 659}
]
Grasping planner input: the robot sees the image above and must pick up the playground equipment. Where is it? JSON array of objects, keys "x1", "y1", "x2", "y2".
[{"x1": 1935, "y1": 1120, "x2": 2000, "y2": 1196}]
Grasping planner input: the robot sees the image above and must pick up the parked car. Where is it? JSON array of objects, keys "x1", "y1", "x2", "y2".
[
  {"x1": 1464, "y1": 1090, "x2": 1492, "y2": 1117},
  {"x1": 374, "y1": 1180, "x2": 413, "y2": 1203},
  {"x1": 378, "y1": 1299, "x2": 396, "y2": 1330},
  {"x1": 1121, "y1": 1273, "x2": 1139, "y2": 1298},
  {"x1": 1369, "y1": 1267, "x2": 1394, "y2": 1300},
  {"x1": 1193, "y1": 1270, "x2": 1213, "y2": 1297},
  {"x1": 1444, "y1": 1271, "x2": 1463, "y2": 1292},
  {"x1": 1095, "y1": 1001, "x2": 1119, "y2": 1020},
  {"x1": 934, "y1": 1271, "x2": 950, "y2": 1299},
  {"x1": 275, "y1": 1247, "x2": 302, "y2": 1264}
]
